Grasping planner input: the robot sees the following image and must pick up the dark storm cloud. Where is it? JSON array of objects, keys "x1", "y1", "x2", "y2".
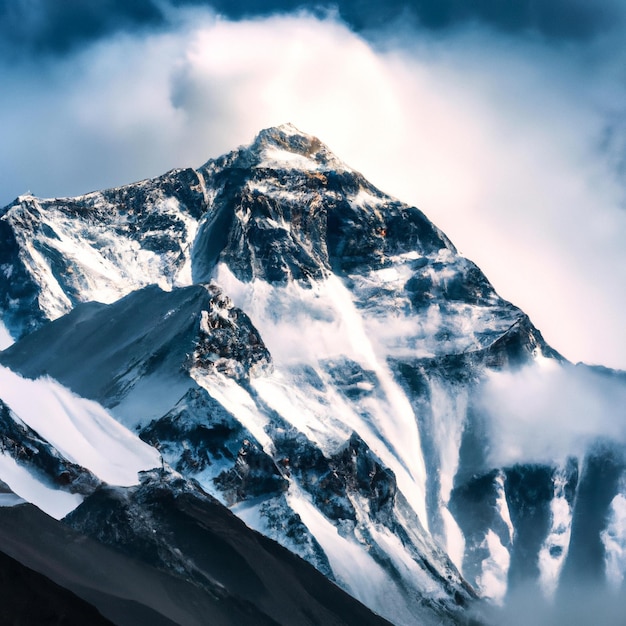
[
  {"x1": 2, "y1": 0, "x2": 624, "y2": 58},
  {"x1": 210, "y1": 0, "x2": 623, "y2": 40},
  {"x1": 0, "y1": 0, "x2": 163, "y2": 56}
]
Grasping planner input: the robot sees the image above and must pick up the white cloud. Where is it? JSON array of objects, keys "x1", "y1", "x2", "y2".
[
  {"x1": 0, "y1": 9, "x2": 624, "y2": 367},
  {"x1": 478, "y1": 361, "x2": 626, "y2": 466}
]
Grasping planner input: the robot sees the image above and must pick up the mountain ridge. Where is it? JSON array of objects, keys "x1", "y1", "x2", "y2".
[{"x1": 0, "y1": 124, "x2": 624, "y2": 625}]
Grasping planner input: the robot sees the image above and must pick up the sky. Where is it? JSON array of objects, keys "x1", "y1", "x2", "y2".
[{"x1": 0, "y1": 0, "x2": 625, "y2": 369}]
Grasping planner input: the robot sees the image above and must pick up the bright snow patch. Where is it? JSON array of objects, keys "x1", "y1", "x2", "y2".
[
  {"x1": 602, "y1": 475, "x2": 626, "y2": 591},
  {"x1": 477, "y1": 473, "x2": 513, "y2": 604},
  {"x1": 213, "y1": 263, "x2": 428, "y2": 529},
  {"x1": 0, "y1": 366, "x2": 160, "y2": 486},
  {"x1": 428, "y1": 378, "x2": 467, "y2": 563},
  {"x1": 192, "y1": 369, "x2": 274, "y2": 454},
  {"x1": 538, "y1": 466, "x2": 573, "y2": 598},
  {"x1": 0, "y1": 453, "x2": 82, "y2": 519},
  {"x1": 350, "y1": 188, "x2": 386, "y2": 210},
  {"x1": 287, "y1": 485, "x2": 417, "y2": 626},
  {"x1": 260, "y1": 147, "x2": 322, "y2": 171},
  {"x1": 0, "y1": 321, "x2": 13, "y2": 350},
  {"x1": 441, "y1": 507, "x2": 465, "y2": 572},
  {"x1": 7, "y1": 195, "x2": 198, "y2": 324},
  {"x1": 477, "y1": 530, "x2": 511, "y2": 605}
]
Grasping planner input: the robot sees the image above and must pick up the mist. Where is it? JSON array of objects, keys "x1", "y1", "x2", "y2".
[
  {"x1": 478, "y1": 361, "x2": 626, "y2": 467},
  {"x1": 474, "y1": 360, "x2": 626, "y2": 624},
  {"x1": 479, "y1": 580, "x2": 626, "y2": 626}
]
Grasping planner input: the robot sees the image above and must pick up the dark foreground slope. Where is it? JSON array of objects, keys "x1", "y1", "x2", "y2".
[
  {"x1": 0, "y1": 472, "x2": 393, "y2": 626},
  {"x1": 0, "y1": 549, "x2": 115, "y2": 626}
]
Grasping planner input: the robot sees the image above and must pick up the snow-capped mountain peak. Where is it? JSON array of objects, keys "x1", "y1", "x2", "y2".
[
  {"x1": 248, "y1": 123, "x2": 350, "y2": 172},
  {"x1": 1, "y1": 125, "x2": 624, "y2": 625}
]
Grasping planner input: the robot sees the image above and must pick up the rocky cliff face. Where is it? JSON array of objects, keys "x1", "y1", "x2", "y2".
[{"x1": 0, "y1": 123, "x2": 624, "y2": 625}]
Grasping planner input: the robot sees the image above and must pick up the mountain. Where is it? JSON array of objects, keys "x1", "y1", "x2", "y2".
[
  {"x1": 0, "y1": 123, "x2": 624, "y2": 625},
  {"x1": 0, "y1": 477, "x2": 393, "y2": 626}
]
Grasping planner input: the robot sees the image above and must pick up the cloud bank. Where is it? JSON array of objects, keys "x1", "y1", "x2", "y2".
[
  {"x1": 0, "y1": 6, "x2": 624, "y2": 368},
  {"x1": 479, "y1": 361, "x2": 626, "y2": 467},
  {"x1": 3, "y1": 0, "x2": 625, "y2": 56}
]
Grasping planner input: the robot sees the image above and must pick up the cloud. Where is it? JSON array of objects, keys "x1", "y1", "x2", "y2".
[
  {"x1": 3, "y1": 0, "x2": 625, "y2": 59},
  {"x1": 480, "y1": 579, "x2": 626, "y2": 626},
  {"x1": 0, "y1": 0, "x2": 165, "y2": 57},
  {"x1": 478, "y1": 361, "x2": 626, "y2": 467},
  {"x1": 0, "y1": 7, "x2": 624, "y2": 368}
]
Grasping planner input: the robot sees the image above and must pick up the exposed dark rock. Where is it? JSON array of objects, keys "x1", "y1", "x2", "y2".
[
  {"x1": 0, "y1": 283, "x2": 271, "y2": 408},
  {"x1": 2, "y1": 124, "x2": 620, "y2": 625},
  {"x1": 214, "y1": 439, "x2": 288, "y2": 504},
  {"x1": 0, "y1": 400, "x2": 100, "y2": 495},
  {"x1": 140, "y1": 387, "x2": 247, "y2": 475},
  {"x1": 504, "y1": 465, "x2": 555, "y2": 586},
  {"x1": 559, "y1": 445, "x2": 626, "y2": 588}
]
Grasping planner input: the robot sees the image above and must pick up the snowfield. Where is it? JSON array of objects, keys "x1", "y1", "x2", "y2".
[{"x1": 0, "y1": 365, "x2": 160, "y2": 517}]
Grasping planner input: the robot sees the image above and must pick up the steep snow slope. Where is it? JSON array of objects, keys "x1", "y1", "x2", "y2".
[
  {"x1": 0, "y1": 366, "x2": 160, "y2": 482},
  {"x1": 0, "y1": 366, "x2": 159, "y2": 517},
  {"x1": 2, "y1": 282, "x2": 475, "y2": 625}
]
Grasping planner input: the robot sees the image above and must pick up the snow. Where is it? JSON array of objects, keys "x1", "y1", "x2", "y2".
[
  {"x1": 477, "y1": 530, "x2": 511, "y2": 605},
  {"x1": 6, "y1": 193, "x2": 198, "y2": 325},
  {"x1": 370, "y1": 266, "x2": 401, "y2": 283},
  {"x1": 601, "y1": 474, "x2": 626, "y2": 591},
  {"x1": 191, "y1": 369, "x2": 274, "y2": 453},
  {"x1": 259, "y1": 147, "x2": 322, "y2": 171},
  {"x1": 1, "y1": 130, "x2": 590, "y2": 617},
  {"x1": 231, "y1": 498, "x2": 267, "y2": 531},
  {"x1": 213, "y1": 263, "x2": 429, "y2": 529},
  {"x1": 366, "y1": 516, "x2": 444, "y2": 598},
  {"x1": 476, "y1": 472, "x2": 513, "y2": 604},
  {"x1": 200, "y1": 309, "x2": 212, "y2": 334},
  {"x1": 22, "y1": 237, "x2": 73, "y2": 320},
  {"x1": 0, "y1": 453, "x2": 83, "y2": 519},
  {"x1": 441, "y1": 507, "x2": 465, "y2": 572},
  {"x1": 246, "y1": 181, "x2": 312, "y2": 206},
  {"x1": 272, "y1": 122, "x2": 305, "y2": 138},
  {"x1": 428, "y1": 379, "x2": 467, "y2": 557},
  {"x1": 252, "y1": 372, "x2": 349, "y2": 450},
  {"x1": 349, "y1": 188, "x2": 386, "y2": 209},
  {"x1": 0, "y1": 321, "x2": 13, "y2": 350},
  {"x1": 538, "y1": 466, "x2": 574, "y2": 598},
  {"x1": 112, "y1": 372, "x2": 196, "y2": 430},
  {"x1": 0, "y1": 366, "x2": 160, "y2": 486},
  {"x1": 286, "y1": 484, "x2": 417, "y2": 626},
  {"x1": 495, "y1": 471, "x2": 515, "y2": 544},
  {"x1": 346, "y1": 251, "x2": 518, "y2": 361}
]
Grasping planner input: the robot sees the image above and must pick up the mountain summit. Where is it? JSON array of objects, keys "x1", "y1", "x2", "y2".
[{"x1": 0, "y1": 126, "x2": 624, "y2": 625}]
